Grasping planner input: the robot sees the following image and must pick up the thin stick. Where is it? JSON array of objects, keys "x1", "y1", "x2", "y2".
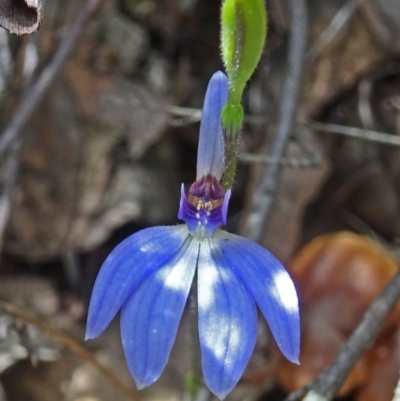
[
  {"x1": 305, "y1": 0, "x2": 362, "y2": 65},
  {"x1": 238, "y1": 153, "x2": 320, "y2": 168},
  {"x1": 309, "y1": 121, "x2": 400, "y2": 147},
  {"x1": 165, "y1": 105, "x2": 400, "y2": 148},
  {"x1": 0, "y1": 139, "x2": 22, "y2": 249},
  {"x1": 285, "y1": 269, "x2": 400, "y2": 401},
  {"x1": 0, "y1": 0, "x2": 103, "y2": 157},
  {"x1": 243, "y1": 0, "x2": 308, "y2": 241},
  {"x1": 0, "y1": 300, "x2": 139, "y2": 401},
  {"x1": 239, "y1": 129, "x2": 323, "y2": 168}
]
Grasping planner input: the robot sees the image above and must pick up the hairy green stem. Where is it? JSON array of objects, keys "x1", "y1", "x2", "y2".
[{"x1": 222, "y1": 138, "x2": 240, "y2": 190}]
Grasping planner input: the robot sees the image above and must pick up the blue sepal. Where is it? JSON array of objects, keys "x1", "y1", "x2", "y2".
[
  {"x1": 121, "y1": 238, "x2": 198, "y2": 388},
  {"x1": 216, "y1": 231, "x2": 300, "y2": 364},
  {"x1": 197, "y1": 239, "x2": 257, "y2": 400},
  {"x1": 86, "y1": 225, "x2": 189, "y2": 340}
]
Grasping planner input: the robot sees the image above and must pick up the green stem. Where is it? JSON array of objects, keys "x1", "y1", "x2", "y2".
[
  {"x1": 221, "y1": 100, "x2": 243, "y2": 190},
  {"x1": 222, "y1": 137, "x2": 240, "y2": 190},
  {"x1": 185, "y1": 278, "x2": 203, "y2": 399}
]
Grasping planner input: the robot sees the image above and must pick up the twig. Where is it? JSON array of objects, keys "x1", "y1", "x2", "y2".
[
  {"x1": 166, "y1": 106, "x2": 400, "y2": 146},
  {"x1": 0, "y1": 0, "x2": 104, "y2": 158},
  {"x1": 0, "y1": 0, "x2": 103, "y2": 257},
  {"x1": 284, "y1": 269, "x2": 400, "y2": 401},
  {"x1": 242, "y1": 0, "x2": 308, "y2": 241},
  {"x1": 239, "y1": 129, "x2": 323, "y2": 168},
  {"x1": 142, "y1": 101, "x2": 400, "y2": 148},
  {"x1": 107, "y1": 97, "x2": 267, "y2": 127},
  {"x1": 309, "y1": 121, "x2": 400, "y2": 147},
  {"x1": 0, "y1": 300, "x2": 139, "y2": 401},
  {"x1": 238, "y1": 153, "x2": 319, "y2": 167},
  {"x1": 306, "y1": 0, "x2": 362, "y2": 65},
  {"x1": 0, "y1": 139, "x2": 22, "y2": 249},
  {"x1": 155, "y1": 103, "x2": 400, "y2": 150}
]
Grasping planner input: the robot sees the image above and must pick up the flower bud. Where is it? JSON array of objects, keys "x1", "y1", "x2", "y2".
[{"x1": 220, "y1": 0, "x2": 267, "y2": 133}]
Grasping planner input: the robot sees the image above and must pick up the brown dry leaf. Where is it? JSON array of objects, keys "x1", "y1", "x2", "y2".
[
  {"x1": 291, "y1": 232, "x2": 399, "y2": 306},
  {"x1": 300, "y1": 1, "x2": 385, "y2": 118},
  {"x1": 342, "y1": 165, "x2": 400, "y2": 239},
  {"x1": 276, "y1": 232, "x2": 400, "y2": 398},
  {"x1": 362, "y1": 0, "x2": 400, "y2": 52},
  {"x1": 5, "y1": 75, "x2": 177, "y2": 259},
  {"x1": 262, "y1": 157, "x2": 329, "y2": 262},
  {"x1": 4, "y1": 4, "x2": 176, "y2": 260},
  {"x1": 240, "y1": 130, "x2": 330, "y2": 262},
  {"x1": 64, "y1": 60, "x2": 170, "y2": 159},
  {"x1": 355, "y1": 326, "x2": 400, "y2": 401},
  {"x1": 278, "y1": 297, "x2": 367, "y2": 395}
]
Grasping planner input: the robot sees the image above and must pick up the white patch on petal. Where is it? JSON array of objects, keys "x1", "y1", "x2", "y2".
[
  {"x1": 155, "y1": 239, "x2": 199, "y2": 292},
  {"x1": 139, "y1": 243, "x2": 154, "y2": 253},
  {"x1": 197, "y1": 240, "x2": 243, "y2": 370},
  {"x1": 270, "y1": 271, "x2": 298, "y2": 313},
  {"x1": 198, "y1": 259, "x2": 219, "y2": 309},
  {"x1": 201, "y1": 315, "x2": 242, "y2": 369},
  {"x1": 197, "y1": 243, "x2": 230, "y2": 309}
]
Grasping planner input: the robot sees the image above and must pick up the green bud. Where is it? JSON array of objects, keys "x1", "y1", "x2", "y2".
[
  {"x1": 221, "y1": 0, "x2": 267, "y2": 106},
  {"x1": 220, "y1": 0, "x2": 267, "y2": 189},
  {"x1": 221, "y1": 103, "x2": 244, "y2": 135}
]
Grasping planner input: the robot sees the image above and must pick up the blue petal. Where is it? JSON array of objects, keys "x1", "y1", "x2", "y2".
[
  {"x1": 86, "y1": 225, "x2": 189, "y2": 340},
  {"x1": 198, "y1": 239, "x2": 257, "y2": 399},
  {"x1": 216, "y1": 231, "x2": 300, "y2": 364},
  {"x1": 120, "y1": 238, "x2": 199, "y2": 389},
  {"x1": 197, "y1": 71, "x2": 228, "y2": 180}
]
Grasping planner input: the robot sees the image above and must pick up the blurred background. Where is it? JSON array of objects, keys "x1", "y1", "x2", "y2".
[{"x1": 1, "y1": 0, "x2": 400, "y2": 400}]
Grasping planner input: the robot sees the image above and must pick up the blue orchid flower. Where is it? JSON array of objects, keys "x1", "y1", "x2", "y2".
[{"x1": 86, "y1": 71, "x2": 300, "y2": 400}]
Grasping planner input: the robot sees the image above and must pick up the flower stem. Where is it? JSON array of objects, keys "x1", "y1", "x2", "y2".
[
  {"x1": 185, "y1": 275, "x2": 203, "y2": 399},
  {"x1": 222, "y1": 137, "x2": 240, "y2": 190}
]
